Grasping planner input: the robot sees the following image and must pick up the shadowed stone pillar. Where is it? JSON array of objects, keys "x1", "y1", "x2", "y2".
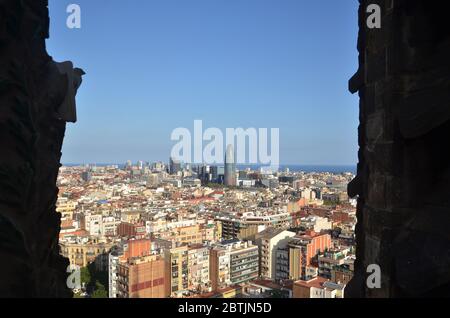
[
  {"x1": 347, "y1": 0, "x2": 450, "y2": 297},
  {"x1": 0, "y1": 0, "x2": 84, "y2": 297}
]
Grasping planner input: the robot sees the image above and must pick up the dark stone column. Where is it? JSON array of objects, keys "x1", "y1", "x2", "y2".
[
  {"x1": 0, "y1": 0, "x2": 83, "y2": 297},
  {"x1": 347, "y1": 0, "x2": 450, "y2": 297}
]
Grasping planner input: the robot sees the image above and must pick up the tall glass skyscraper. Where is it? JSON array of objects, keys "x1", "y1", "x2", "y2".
[
  {"x1": 169, "y1": 157, "x2": 181, "y2": 175},
  {"x1": 224, "y1": 144, "x2": 236, "y2": 186}
]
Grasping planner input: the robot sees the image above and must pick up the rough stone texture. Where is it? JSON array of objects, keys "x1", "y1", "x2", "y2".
[
  {"x1": 0, "y1": 0, "x2": 83, "y2": 297},
  {"x1": 347, "y1": 0, "x2": 450, "y2": 297}
]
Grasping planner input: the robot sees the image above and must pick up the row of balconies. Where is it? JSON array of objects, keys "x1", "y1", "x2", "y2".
[
  {"x1": 231, "y1": 272, "x2": 258, "y2": 284},
  {"x1": 231, "y1": 262, "x2": 259, "y2": 273},
  {"x1": 231, "y1": 256, "x2": 258, "y2": 266},
  {"x1": 231, "y1": 251, "x2": 258, "y2": 261}
]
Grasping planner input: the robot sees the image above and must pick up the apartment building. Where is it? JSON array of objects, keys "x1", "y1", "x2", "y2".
[
  {"x1": 298, "y1": 216, "x2": 332, "y2": 233},
  {"x1": 102, "y1": 216, "x2": 121, "y2": 237},
  {"x1": 229, "y1": 241, "x2": 259, "y2": 285},
  {"x1": 288, "y1": 232, "x2": 331, "y2": 281},
  {"x1": 275, "y1": 247, "x2": 290, "y2": 281},
  {"x1": 85, "y1": 213, "x2": 103, "y2": 236},
  {"x1": 218, "y1": 217, "x2": 259, "y2": 241},
  {"x1": 210, "y1": 240, "x2": 259, "y2": 291},
  {"x1": 210, "y1": 245, "x2": 231, "y2": 291},
  {"x1": 331, "y1": 256, "x2": 355, "y2": 285},
  {"x1": 171, "y1": 225, "x2": 203, "y2": 246},
  {"x1": 318, "y1": 248, "x2": 350, "y2": 279},
  {"x1": 116, "y1": 254, "x2": 169, "y2": 298},
  {"x1": 109, "y1": 239, "x2": 154, "y2": 298},
  {"x1": 60, "y1": 237, "x2": 114, "y2": 269},
  {"x1": 217, "y1": 213, "x2": 291, "y2": 241},
  {"x1": 187, "y1": 244, "x2": 211, "y2": 293},
  {"x1": 255, "y1": 228, "x2": 296, "y2": 279},
  {"x1": 201, "y1": 222, "x2": 222, "y2": 243},
  {"x1": 109, "y1": 247, "x2": 122, "y2": 298},
  {"x1": 117, "y1": 222, "x2": 146, "y2": 238},
  {"x1": 120, "y1": 210, "x2": 141, "y2": 223},
  {"x1": 56, "y1": 198, "x2": 78, "y2": 219},
  {"x1": 165, "y1": 246, "x2": 189, "y2": 295},
  {"x1": 275, "y1": 231, "x2": 332, "y2": 281}
]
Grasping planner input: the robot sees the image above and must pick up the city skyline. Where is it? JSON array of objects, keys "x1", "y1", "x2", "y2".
[
  {"x1": 62, "y1": 161, "x2": 357, "y2": 173},
  {"x1": 47, "y1": 0, "x2": 359, "y2": 165},
  {"x1": 57, "y1": 161, "x2": 357, "y2": 298}
]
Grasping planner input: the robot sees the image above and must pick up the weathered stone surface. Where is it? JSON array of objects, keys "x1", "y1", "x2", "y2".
[
  {"x1": 347, "y1": 0, "x2": 450, "y2": 298},
  {"x1": 0, "y1": 0, "x2": 84, "y2": 297}
]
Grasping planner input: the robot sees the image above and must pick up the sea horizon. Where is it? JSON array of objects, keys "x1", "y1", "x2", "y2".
[{"x1": 62, "y1": 163, "x2": 357, "y2": 174}]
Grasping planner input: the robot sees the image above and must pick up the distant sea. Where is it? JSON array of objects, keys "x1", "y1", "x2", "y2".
[
  {"x1": 240, "y1": 165, "x2": 356, "y2": 174},
  {"x1": 63, "y1": 163, "x2": 356, "y2": 174}
]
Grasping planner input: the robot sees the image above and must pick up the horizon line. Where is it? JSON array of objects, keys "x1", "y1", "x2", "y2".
[{"x1": 61, "y1": 162, "x2": 357, "y2": 167}]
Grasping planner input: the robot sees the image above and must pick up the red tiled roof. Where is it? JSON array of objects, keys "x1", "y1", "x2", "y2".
[{"x1": 294, "y1": 277, "x2": 328, "y2": 289}]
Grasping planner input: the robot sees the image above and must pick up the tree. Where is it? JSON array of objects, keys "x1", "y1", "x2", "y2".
[
  {"x1": 91, "y1": 281, "x2": 108, "y2": 298},
  {"x1": 80, "y1": 266, "x2": 91, "y2": 288}
]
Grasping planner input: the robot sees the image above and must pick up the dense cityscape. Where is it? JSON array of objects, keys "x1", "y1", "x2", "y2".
[
  {"x1": 57, "y1": 149, "x2": 357, "y2": 299},
  {"x1": 50, "y1": 0, "x2": 358, "y2": 301},
  {"x1": 2, "y1": 0, "x2": 448, "y2": 306}
]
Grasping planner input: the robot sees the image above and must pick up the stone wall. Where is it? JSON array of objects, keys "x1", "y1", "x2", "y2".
[
  {"x1": 0, "y1": 0, "x2": 83, "y2": 297},
  {"x1": 347, "y1": 0, "x2": 450, "y2": 297}
]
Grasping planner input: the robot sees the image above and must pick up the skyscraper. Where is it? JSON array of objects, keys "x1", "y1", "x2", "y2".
[
  {"x1": 224, "y1": 144, "x2": 236, "y2": 187},
  {"x1": 81, "y1": 170, "x2": 92, "y2": 182},
  {"x1": 169, "y1": 157, "x2": 181, "y2": 175},
  {"x1": 211, "y1": 165, "x2": 225, "y2": 184}
]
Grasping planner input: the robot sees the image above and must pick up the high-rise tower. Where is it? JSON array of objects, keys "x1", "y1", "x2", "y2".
[
  {"x1": 169, "y1": 157, "x2": 181, "y2": 175},
  {"x1": 224, "y1": 144, "x2": 236, "y2": 186}
]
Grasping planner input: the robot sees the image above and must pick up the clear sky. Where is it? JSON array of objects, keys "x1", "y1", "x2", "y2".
[{"x1": 47, "y1": 0, "x2": 359, "y2": 165}]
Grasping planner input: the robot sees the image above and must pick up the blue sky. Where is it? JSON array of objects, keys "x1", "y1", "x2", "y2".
[{"x1": 47, "y1": 0, "x2": 359, "y2": 165}]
